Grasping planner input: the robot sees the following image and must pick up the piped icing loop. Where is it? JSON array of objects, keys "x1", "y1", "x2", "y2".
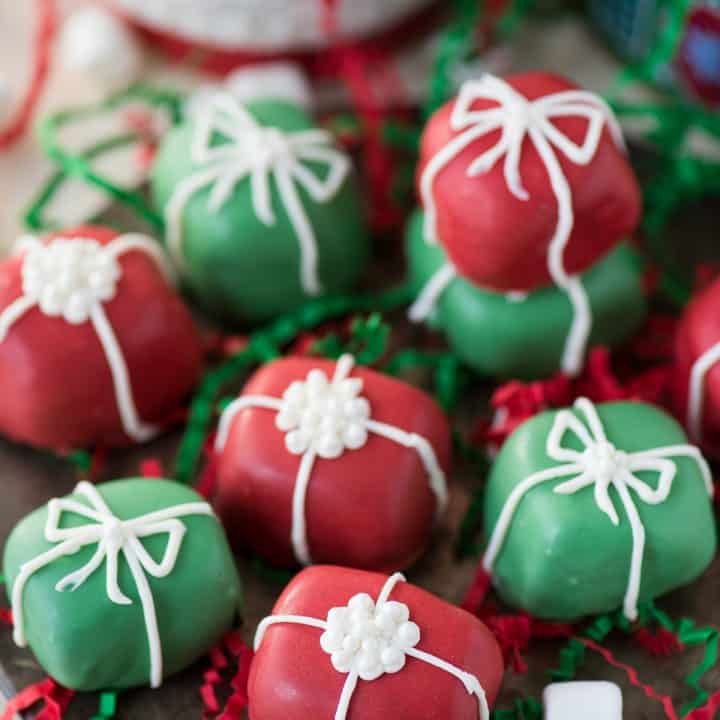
[
  {"x1": 165, "y1": 93, "x2": 351, "y2": 296},
  {"x1": 254, "y1": 573, "x2": 490, "y2": 720},
  {"x1": 11, "y1": 481, "x2": 215, "y2": 688},
  {"x1": 216, "y1": 354, "x2": 448, "y2": 566},
  {"x1": 412, "y1": 74, "x2": 625, "y2": 376},
  {"x1": 0, "y1": 233, "x2": 174, "y2": 443},
  {"x1": 483, "y1": 397, "x2": 713, "y2": 621}
]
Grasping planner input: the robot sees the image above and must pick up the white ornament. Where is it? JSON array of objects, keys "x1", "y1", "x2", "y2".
[
  {"x1": 215, "y1": 354, "x2": 448, "y2": 566},
  {"x1": 543, "y1": 681, "x2": 623, "y2": 720},
  {"x1": 59, "y1": 7, "x2": 143, "y2": 91},
  {"x1": 411, "y1": 74, "x2": 626, "y2": 377},
  {"x1": 254, "y1": 573, "x2": 490, "y2": 720},
  {"x1": 11, "y1": 481, "x2": 214, "y2": 688},
  {"x1": 0, "y1": 234, "x2": 174, "y2": 443},
  {"x1": 165, "y1": 93, "x2": 350, "y2": 296},
  {"x1": 483, "y1": 397, "x2": 713, "y2": 621}
]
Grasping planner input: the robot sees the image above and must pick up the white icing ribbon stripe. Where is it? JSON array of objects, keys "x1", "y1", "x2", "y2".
[
  {"x1": 254, "y1": 572, "x2": 490, "y2": 720},
  {"x1": 483, "y1": 397, "x2": 713, "y2": 621},
  {"x1": 12, "y1": 481, "x2": 215, "y2": 687},
  {"x1": 0, "y1": 234, "x2": 174, "y2": 443},
  {"x1": 216, "y1": 354, "x2": 448, "y2": 566},
  {"x1": 165, "y1": 93, "x2": 351, "y2": 296},
  {"x1": 687, "y1": 341, "x2": 720, "y2": 443},
  {"x1": 412, "y1": 74, "x2": 625, "y2": 376}
]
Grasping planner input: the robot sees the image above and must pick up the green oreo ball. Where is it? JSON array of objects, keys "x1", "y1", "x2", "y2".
[
  {"x1": 406, "y1": 209, "x2": 647, "y2": 380},
  {"x1": 151, "y1": 98, "x2": 369, "y2": 325},
  {"x1": 483, "y1": 400, "x2": 716, "y2": 621},
  {"x1": 3, "y1": 478, "x2": 241, "y2": 691}
]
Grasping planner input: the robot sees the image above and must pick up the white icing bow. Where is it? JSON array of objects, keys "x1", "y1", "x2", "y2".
[
  {"x1": 483, "y1": 398, "x2": 713, "y2": 621},
  {"x1": 413, "y1": 74, "x2": 625, "y2": 376},
  {"x1": 254, "y1": 573, "x2": 490, "y2": 720},
  {"x1": 165, "y1": 93, "x2": 351, "y2": 295},
  {"x1": 12, "y1": 481, "x2": 215, "y2": 688},
  {"x1": 215, "y1": 354, "x2": 448, "y2": 566},
  {"x1": 0, "y1": 234, "x2": 174, "y2": 443}
]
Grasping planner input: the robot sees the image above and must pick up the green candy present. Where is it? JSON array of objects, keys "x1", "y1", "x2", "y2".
[
  {"x1": 406, "y1": 210, "x2": 647, "y2": 380},
  {"x1": 482, "y1": 398, "x2": 716, "y2": 621},
  {"x1": 3, "y1": 479, "x2": 241, "y2": 691},
  {"x1": 151, "y1": 95, "x2": 369, "y2": 325}
]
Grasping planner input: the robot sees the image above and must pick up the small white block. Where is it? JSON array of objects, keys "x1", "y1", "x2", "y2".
[{"x1": 543, "y1": 682, "x2": 623, "y2": 720}]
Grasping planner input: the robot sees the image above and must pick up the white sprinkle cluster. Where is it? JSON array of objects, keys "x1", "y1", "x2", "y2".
[
  {"x1": 319, "y1": 592, "x2": 421, "y2": 681},
  {"x1": 22, "y1": 239, "x2": 120, "y2": 324},
  {"x1": 275, "y1": 367, "x2": 370, "y2": 459}
]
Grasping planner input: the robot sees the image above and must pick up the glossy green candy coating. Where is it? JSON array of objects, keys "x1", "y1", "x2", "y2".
[
  {"x1": 3, "y1": 479, "x2": 241, "y2": 691},
  {"x1": 406, "y1": 210, "x2": 647, "y2": 379},
  {"x1": 151, "y1": 100, "x2": 369, "y2": 325},
  {"x1": 484, "y1": 401, "x2": 716, "y2": 620}
]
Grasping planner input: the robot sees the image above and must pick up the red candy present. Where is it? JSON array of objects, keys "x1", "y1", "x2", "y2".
[
  {"x1": 0, "y1": 226, "x2": 202, "y2": 450},
  {"x1": 250, "y1": 566, "x2": 504, "y2": 720},
  {"x1": 674, "y1": 276, "x2": 720, "y2": 455},
  {"x1": 417, "y1": 72, "x2": 641, "y2": 293},
  {"x1": 214, "y1": 354, "x2": 451, "y2": 570}
]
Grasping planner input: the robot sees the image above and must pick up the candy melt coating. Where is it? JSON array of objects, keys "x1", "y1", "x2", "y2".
[
  {"x1": 417, "y1": 72, "x2": 641, "y2": 293},
  {"x1": 483, "y1": 401, "x2": 716, "y2": 620},
  {"x1": 249, "y1": 567, "x2": 503, "y2": 720},
  {"x1": 151, "y1": 100, "x2": 369, "y2": 325},
  {"x1": 215, "y1": 356, "x2": 451, "y2": 570},
  {"x1": 406, "y1": 210, "x2": 647, "y2": 379},
  {"x1": 3, "y1": 479, "x2": 241, "y2": 690},
  {"x1": 0, "y1": 226, "x2": 202, "y2": 450}
]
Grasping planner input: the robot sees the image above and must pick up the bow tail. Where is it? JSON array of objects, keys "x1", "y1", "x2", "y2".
[
  {"x1": 291, "y1": 449, "x2": 318, "y2": 566},
  {"x1": 420, "y1": 122, "x2": 501, "y2": 246},
  {"x1": 276, "y1": 167, "x2": 321, "y2": 296},
  {"x1": 613, "y1": 476, "x2": 646, "y2": 622},
  {"x1": 334, "y1": 672, "x2": 359, "y2": 720},
  {"x1": 164, "y1": 168, "x2": 219, "y2": 272},
  {"x1": 405, "y1": 647, "x2": 490, "y2": 720},
  {"x1": 90, "y1": 304, "x2": 158, "y2": 444},
  {"x1": 0, "y1": 295, "x2": 36, "y2": 343},
  {"x1": 122, "y1": 544, "x2": 164, "y2": 688},
  {"x1": 483, "y1": 463, "x2": 584, "y2": 572},
  {"x1": 12, "y1": 539, "x2": 87, "y2": 647},
  {"x1": 528, "y1": 127, "x2": 591, "y2": 377}
]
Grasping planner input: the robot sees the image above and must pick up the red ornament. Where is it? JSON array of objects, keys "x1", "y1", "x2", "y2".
[
  {"x1": 249, "y1": 566, "x2": 504, "y2": 720},
  {"x1": 417, "y1": 72, "x2": 641, "y2": 292},
  {"x1": 0, "y1": 226, "x2": 202, "y2": 450},
  {"x1": 674, "y1": 276, "x2": 720, "y2": 455},
  {"x1": 214, "y1": 355, "x2": 451, "y2": 571}
]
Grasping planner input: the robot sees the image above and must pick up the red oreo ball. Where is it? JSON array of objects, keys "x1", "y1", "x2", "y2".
[
  {"x1": 250, "y1": 567, "x2": 504, "y2": 720},
  {"x1": 417, "y1": 72, "x2": 641, "y2": 292},
  {"x1": 0, "y1": 226, "x2": 203, "y2": 451},
  {"x1": 214, "y1": 354, "x2": 451, "y2": 571},
  {"x1": 674, "y1": 277, "x2": 720, "y2": 454}
]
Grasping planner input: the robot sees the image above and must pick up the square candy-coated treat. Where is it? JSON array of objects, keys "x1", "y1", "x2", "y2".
[
  {"x1": 544, "y1": 682, "x2": 622, "y2": 720},
  {"x1": 215, "y1": 355, "x2": 451, "y2": 570},
  {"x1": 484, "y1": 399, "x2": 716, "y2": 620},
  {"x1": 250, "y1": 566, "x2": 504, "y2": 720},
  {"x1": 3, "y1": 479, "x2": 241, "y2": 691}
]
